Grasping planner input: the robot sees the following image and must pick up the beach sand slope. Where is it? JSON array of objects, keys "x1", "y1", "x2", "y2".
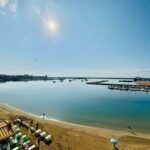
[{"x1": 0, "y1": 104, "x2": 150, "y2": 150}]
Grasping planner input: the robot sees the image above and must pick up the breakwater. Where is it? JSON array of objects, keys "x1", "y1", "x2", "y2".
[{"x1": 86, "y1": 81, "x2": 150, "y2": 92}]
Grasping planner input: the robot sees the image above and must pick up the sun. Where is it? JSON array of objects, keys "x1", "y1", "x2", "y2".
[
  {"x1": 44, "y1": 18, "x2": 59, "y2": 36},
  {"x1": 47, "y1": 20, "x2": 58, "y2": 32}
]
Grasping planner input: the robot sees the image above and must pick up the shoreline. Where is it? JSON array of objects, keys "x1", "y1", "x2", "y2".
[
  {"x1": 1, "y1": 103, "x2": 150, "y2": 139},
  {"x1": 1, "y1": 103, "x2": 150, "y2": 149}
]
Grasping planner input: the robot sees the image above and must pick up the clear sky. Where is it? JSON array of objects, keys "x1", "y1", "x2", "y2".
[{"x1": 0, "y1": 0, "x2": 150, "y2": 77}]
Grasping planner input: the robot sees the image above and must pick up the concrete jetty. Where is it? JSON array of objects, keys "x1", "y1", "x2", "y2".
[{"x1": 86, "y1": 81, "x2": 150, "y2": 92}]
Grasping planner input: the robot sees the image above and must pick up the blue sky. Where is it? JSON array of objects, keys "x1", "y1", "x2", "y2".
[{"x1": 0, "y1": 0, "x2": 150, "y2": 77}]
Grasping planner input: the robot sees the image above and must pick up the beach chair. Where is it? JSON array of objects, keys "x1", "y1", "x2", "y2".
[
  {"x1": 12, "y1": 146, "x2": 19, "y2": 150},
  {"x1": 30, "y1": 127, "x2": 35, "y2": 133},
  {"x1": 12, "y1": 125, "x2": 17, "y2": 129},
  {"x1": 44, "y1": 135, "x2": 52, "y2": 145},
  {"x1": 25, "y1": 123, "x2": 30, "y2": 129},
  {"x1": 23, "y1": 140, "x2": 30, "y2": 146},
  {"x1": 35, "y1": 129, "x2": 42, "y2": 137},
  {"x1": 13, "y1": 119, "x2": 17, "y2": 124},
  {"x1": 22, "y1": 121, "x2": 26, "y2": 127},
  {"x1": 16, "y1": 128, "x2": 20, "y2": 133},
  {"x1": 39, "y1": 131, "x2": 46, "y2": 140},
  {"x1": 9, "y1": 137, "x2": 17, "y2": 147},
  {"x1": 28, "y1": 144, "x2": 37, "y2": 150},
  {"x1": 16, "y1": 119, "x2": 21, "y2": 124},
  {"x1": 15, "y1": 132, "x2": 22, "y2": 141},
  {"x1": 21, "y1": 135, "x2": 29, "y2": 143}
]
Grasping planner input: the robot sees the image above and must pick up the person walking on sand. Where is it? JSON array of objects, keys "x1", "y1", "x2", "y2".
[
  {"x1": 128, "y1": 125, "x2": 131, "y2": 130},
  {"x1": 43, "y1": 113, "x2": 46, "y2": 119}
]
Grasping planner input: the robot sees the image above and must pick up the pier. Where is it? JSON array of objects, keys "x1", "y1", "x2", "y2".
[
  {"x1": 86, "y1": 81, "x2": 150, "y2": 92},
  {"x1": 107, "y1": 84, "x2": 150, "y2": 92}
]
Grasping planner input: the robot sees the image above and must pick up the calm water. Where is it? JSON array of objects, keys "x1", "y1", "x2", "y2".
[{"x1": 0, "y1": 80, "x2": 150, "y2": 132}]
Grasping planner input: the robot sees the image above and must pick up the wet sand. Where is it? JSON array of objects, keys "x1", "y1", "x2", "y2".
[{"x1": 0, "y1": 103, "x2": 150, "y2": 150}]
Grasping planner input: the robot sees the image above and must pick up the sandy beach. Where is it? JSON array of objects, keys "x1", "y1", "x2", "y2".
[
  {"x1": 0, "y1": 104, "x2": 150, "y2": 150},
  {"x1": 136, "y1": 81, "x2": 150, "y2": 87}
]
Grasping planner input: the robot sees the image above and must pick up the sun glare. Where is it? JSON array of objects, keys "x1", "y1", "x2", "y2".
[{"x1": 44, "y1": 18, "x2": 59, "y2": 36}]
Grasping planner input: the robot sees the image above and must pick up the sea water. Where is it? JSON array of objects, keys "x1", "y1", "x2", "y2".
[{"x1": 0, "y1": 80, "x2": 150, "y2": 132}]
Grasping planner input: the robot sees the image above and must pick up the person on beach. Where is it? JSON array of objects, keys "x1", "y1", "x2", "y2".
[
  {"x1": 43, "y1": 113, "x2": 46, "y2": 119},
  {"x1": 36, "y1": 122, "x2": 39, "y2": 130},
  {"x1": 30, "y1": 120, "x2": 33, "y2": 126},
  {"x1": 128, "y1": 125, "x2": 131, "y2": 130}
]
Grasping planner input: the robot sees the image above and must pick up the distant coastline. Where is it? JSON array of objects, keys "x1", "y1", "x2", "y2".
[
  {"x1": 0, "y1": 74, "x2": 150, "y2": 83},
  {"x1": 0, "y1": 74, "x2": 88, "y2": 83}
]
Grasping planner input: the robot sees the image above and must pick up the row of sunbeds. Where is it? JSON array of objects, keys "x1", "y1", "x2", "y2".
[
  {"x1": 9, "y1": 126, "x2": 36, "y2": 150},
  {"x1": 14, "y1": 118, "x2": 52, "y2": 148}
]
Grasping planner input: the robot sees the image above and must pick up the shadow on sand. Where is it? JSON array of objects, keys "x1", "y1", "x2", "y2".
[
  {"x1": 113, "y1": 145, "x2": 119, "y2": 150},
  {"x1": 129, "y1": 130, "x2": 137, "y2": 136}
]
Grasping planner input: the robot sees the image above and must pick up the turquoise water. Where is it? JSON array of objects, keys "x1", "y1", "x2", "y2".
[{"x1": 0, "y1": 80, "x2": 150, "y2": 132}]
